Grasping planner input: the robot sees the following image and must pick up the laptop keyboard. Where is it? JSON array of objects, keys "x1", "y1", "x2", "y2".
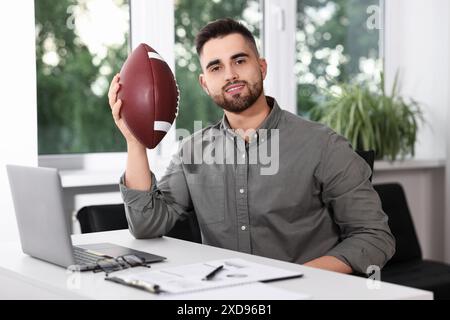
[{"x1": 73, "y1": 246, "x2": 107, "y2": 265}]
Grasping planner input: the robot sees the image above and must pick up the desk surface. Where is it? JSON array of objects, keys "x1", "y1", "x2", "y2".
[{"x1": 0, "y1": 230, "x2": 433, "y2": 300}]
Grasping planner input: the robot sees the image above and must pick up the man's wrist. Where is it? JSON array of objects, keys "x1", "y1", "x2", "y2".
[
  {"x1": 303, "y1": 256, "x2": 353, "y2": 274},
  {"x1": 127, "y1": 139, "x2": 145, "y2": 152}
]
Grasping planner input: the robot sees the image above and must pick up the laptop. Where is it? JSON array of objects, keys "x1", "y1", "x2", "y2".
[{"x1": 6, "y1": 164, "x2": 166, "y2": 268}]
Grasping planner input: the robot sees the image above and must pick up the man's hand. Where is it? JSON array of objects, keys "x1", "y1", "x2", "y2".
[
  {"x1": 108, "y1": 73, "x2": 151, "y2": 191},
  {"x1": 303, "y1": 256, "x2": 353, "y2": 274},
  {"x1": 108, "y1": 73, "x2": 143, "y2": 147}
]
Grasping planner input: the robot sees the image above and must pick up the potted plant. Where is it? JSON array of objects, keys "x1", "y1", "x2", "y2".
[{"x1": 310, "y1": 73, "x2": 424, "y2": 161}]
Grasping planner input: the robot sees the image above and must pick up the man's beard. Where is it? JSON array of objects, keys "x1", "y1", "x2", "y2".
[{"x1": 211, "y1": 75, "x2": 263, "y2": 114}]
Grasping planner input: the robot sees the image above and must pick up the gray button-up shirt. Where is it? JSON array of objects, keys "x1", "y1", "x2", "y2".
[{"x1": 119, "y1": 96, "x2": 395, "y2": 274}]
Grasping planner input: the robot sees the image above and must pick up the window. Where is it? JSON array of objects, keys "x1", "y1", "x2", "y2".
[
  {"x1": 35, "y1": 0, "x2": 130, "y2": 154},
  {"x1": 296, "y1": 0, "x2": 382, "y2": 117},
  {"x1": 35, "y1": 0, "x2": 381, "y2": 158},
  {"x1": 174, "y1": 0, "x2": 263, "y2": 134}
]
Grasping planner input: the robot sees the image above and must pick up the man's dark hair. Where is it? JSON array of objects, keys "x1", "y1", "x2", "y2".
[{"x1": 195, "y1": 18, "x2": 258, "y2": 57}]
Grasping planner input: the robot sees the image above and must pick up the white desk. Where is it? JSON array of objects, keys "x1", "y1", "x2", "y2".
[{"x1": 0, "y1": 230, "x2": 433, "y2": 300}]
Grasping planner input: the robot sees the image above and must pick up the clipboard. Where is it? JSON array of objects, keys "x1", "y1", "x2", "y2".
[{"x1": 105, "y1": 258, "x2": 304, "y2": 295}]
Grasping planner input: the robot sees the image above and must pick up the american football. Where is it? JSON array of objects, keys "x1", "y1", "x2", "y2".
[{"x1": 117, "y1": 43, "x2": 179, "y2": 149}]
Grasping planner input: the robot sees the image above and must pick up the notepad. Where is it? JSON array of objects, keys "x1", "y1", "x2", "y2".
[{"x1": 106, "y1": 258, "x2": 304, "y2": 295}]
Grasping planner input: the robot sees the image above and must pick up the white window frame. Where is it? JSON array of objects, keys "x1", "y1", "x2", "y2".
[{"x1": 263, "y1": 0, "x2": 297, "y2": 113}]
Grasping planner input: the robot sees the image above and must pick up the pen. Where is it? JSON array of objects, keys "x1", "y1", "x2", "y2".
[{"x1": 203, "y1": 265, "x2": 224, "y2": 281}]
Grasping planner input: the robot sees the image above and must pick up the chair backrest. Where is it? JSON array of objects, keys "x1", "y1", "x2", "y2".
[
  {"x1": 373, "y1": 183, "x2": 422, "y2": 265},
  {"x1": 166, "y1": 211, "x2": 202, "y2": 244},
  {"x1": 77, "y1": 204, "x2": 128, "y2": 233},
  {"x1": 355, "y1": 150, "x2": 375, "y2": 182},
  {"x1": 76, "y1": 204, "x2": 202, "y2": 243}
]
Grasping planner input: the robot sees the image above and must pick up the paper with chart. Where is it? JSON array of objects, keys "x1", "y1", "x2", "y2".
[{"x1": 110, "y1": 258, "x2": 304, "y2": 295}]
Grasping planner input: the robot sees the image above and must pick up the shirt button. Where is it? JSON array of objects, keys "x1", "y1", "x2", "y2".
[
  {"x1": 239, "y1": 188, "x2": 244, "y2": 194},
  {"x1": 241, "y1": 225, "x2": 247, "y2": 231},
  {"x1": 261, "y1": 138, "x2": 265, "y2": 142},
  {"x1": 242, "y1": 154, "x2": 245, "y2": 158}
]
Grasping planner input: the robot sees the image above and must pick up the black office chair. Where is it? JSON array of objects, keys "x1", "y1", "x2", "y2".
[
  {"x1": 373, "y1": 183, "x2": 450, "y2": 300},
  {"x1": 353, "y1": 150, "x2": 450, "y2": 299},
  {"x1": 77, "y1": 204, "x2": 128, "y2": 233},
  {"x1": 76, "y1": 204, "x2": 202, "y2": 243}
]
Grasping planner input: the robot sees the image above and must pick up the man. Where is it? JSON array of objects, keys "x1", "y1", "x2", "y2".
[{"x1": 108, "y1": 18, "x2": 395, "y2": 275}]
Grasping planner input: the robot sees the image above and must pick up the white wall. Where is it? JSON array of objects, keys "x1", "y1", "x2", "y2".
[
  {"x1": 384, "y1": 0, "x2": 450, "y2": 263},
  {"x1": 0, "y1": 1, "x2": 38, "y2": 242},
  {"x1": 384, "y1": 0, "x2": 449, "y2": 160}
]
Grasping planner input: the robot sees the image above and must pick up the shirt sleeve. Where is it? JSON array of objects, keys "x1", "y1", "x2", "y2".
[
  {"x1": 119, "y1": 151, "x2": 194, "y2": 239},
  {"x1": 316, "y1": 132, "x2": 396, "y2": 275}
]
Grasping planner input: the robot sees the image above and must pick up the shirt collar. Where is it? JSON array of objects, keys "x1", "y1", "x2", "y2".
[{"x1": 219, "y1": 96, "x2": 282, "y2": 136}]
